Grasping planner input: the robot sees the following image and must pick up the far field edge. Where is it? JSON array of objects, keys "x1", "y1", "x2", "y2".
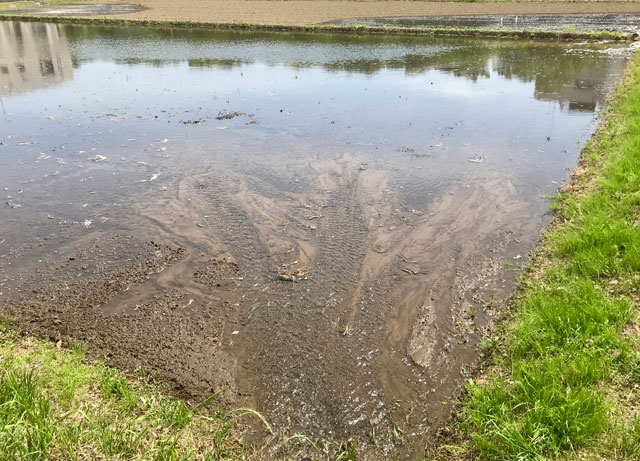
[{"x1": 0, "y1": 13, "x2": 636, "y2": 41}]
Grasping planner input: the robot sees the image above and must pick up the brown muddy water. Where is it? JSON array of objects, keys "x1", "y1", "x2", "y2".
[{"x1": 0, "y1": 20, "x2": 634, "y2": 458}]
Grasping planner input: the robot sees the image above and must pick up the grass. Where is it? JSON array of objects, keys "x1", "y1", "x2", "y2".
[
  {"x1": 0, "y1": 320, "x2": 252, "y2": 460},
  {"x1": 432, "y1": 51, "x2": 640, "y2": 460}
]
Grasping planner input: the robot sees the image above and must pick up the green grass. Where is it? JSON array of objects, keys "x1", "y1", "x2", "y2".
[
  {"x1": 436, "y1": 51, "x2": 640, "y2": 460},
  {"x1": 0, "y1": 320, "x2": 252, "y2": 460}
]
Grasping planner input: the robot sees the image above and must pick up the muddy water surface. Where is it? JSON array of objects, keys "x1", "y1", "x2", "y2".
[{"x1": 0, "y1": 21, "x2": 632, "y2": 458}]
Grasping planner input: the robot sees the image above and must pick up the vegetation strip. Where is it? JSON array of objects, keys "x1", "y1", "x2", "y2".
[
  {"x1": 0, "y1": 321, "x2": 258, "y2": 459},
  {"x1": 0, "y1": 14, "x2": 634, "y2": 41},
  {"x1": 436, "y1": 51, "x2": 640, "y2": 460}
]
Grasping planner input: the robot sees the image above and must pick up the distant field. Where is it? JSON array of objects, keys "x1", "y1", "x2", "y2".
[
  {"x1": 107, "y1": 0, "x2": 640, "y2": 27},
  {"x1": 4, "y1": 0, "x2": 640, "y2": 26}
]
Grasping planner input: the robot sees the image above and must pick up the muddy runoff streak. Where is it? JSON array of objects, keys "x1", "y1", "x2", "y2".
[{"x1": 0, "y1": 21, "x2": 632, "y2": 458}]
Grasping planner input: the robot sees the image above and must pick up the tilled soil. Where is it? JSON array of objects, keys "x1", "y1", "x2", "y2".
[
  {"x1": 6, "y1": 0, "x2": 640, "y2": 26},
  {"x1": 118, "y1": 1, "x2": 640, "y2": 26}
]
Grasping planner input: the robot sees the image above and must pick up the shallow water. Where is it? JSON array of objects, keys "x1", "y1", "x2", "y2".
[
  {"x1": 330, "y1": 13, "x2": 640, "y2": 34},
  {"x1": 0, "y1": 21, "x2": 632, "y2": 458}
]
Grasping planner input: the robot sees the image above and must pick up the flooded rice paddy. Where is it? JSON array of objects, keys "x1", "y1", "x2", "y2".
[
  {"x1": 330, "y1": 13, "x2": 640, "y2": 34},
  {"x1": 0, "y1": 21, "x2": 634, "y2": 458}
]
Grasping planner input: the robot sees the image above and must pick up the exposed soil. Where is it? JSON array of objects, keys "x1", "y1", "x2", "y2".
[
  {"x1": 5, "y1": 0, "x2": 640, "y2": 26},
  {"x1": 117, "y1": 1, "x2": 640, "y2": 26}
]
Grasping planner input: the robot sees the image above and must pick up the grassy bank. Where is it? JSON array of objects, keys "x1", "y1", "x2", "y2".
[
  {"x1": 0, "y1": 320, "x2": 262, "y2": 460},
  {"x1": 434, "y1": 51, "x2": 640, "y2": 460},
  {"x1": 0, "y1": 13, "x2": 633, "y2": 41}
]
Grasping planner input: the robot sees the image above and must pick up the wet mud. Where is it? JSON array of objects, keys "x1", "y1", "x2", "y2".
[{"x1": 0, "y1": 20, "x2": 634, "y2": 458}]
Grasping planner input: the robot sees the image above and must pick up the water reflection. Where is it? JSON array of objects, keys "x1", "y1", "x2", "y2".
[
  {"x1": 70, "y1": 24, "x2": 629, "y2": 113},
  {"x1": 0, "y1": 21, "x2": 73, "y2": 95},
  {"x1": 0, "y1": 21, "x2": 629, "y2": 113}
]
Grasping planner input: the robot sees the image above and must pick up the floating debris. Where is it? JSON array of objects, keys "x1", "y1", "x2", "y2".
[
  {"x1": 216, "y1": 111, "x2": 243, "y2": 120},
  {"x1": 136, "y1": 172, "x2": 162, "y2": 183},
  {"x1": 90, "y1": 155, "x2": 107, "y2": 162},
  {"x1": 469, "y1": 156, "x2": 486, "y2": 163}
]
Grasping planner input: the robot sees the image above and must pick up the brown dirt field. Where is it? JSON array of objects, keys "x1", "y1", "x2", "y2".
[{"x1": 117, "y1": 0, "x2": 640, "y2": 26}]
